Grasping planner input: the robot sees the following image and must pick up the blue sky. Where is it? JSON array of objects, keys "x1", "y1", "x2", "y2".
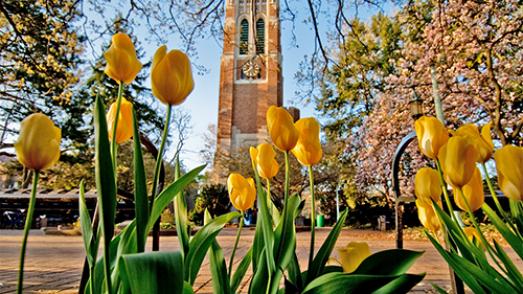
[{"x1": 84, "y1": 2, "x2": 394, "y2": 169}]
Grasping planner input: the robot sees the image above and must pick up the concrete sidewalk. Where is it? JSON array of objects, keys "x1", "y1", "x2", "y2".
[{"x1": 0, "y1": 228, "x2": 459, "y2": 293}]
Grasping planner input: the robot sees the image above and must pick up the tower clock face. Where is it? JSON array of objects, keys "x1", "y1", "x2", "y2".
[{"x1": 242, "y1": 59, "x2": 260, "y2": 79}]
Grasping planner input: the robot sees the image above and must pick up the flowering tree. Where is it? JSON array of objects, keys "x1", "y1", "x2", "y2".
[{"x1": 320, "y1": 0, "x2": 522, "y2": 199}]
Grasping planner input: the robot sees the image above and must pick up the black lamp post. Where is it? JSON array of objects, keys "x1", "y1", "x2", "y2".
[
  {"x1": 392, "y1": 90, "x2": 465, "y2": 294},
  {"x1": 392, "y1": 91, "x2": 423, "y2": 249}
]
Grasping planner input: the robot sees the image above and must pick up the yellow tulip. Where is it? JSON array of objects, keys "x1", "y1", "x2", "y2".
[
  {"x1": 416, "y1": 199, "x2": 440, "y2": 233},
  {"x1": 337, "y1": 242, "x2": 371, "y2": 273},
  {"x1": 254, "y1": 143, "x2": 279, "y2": 179},
  {"x1": 463, "y1": 227, "x2": 484, "y2": 249},
  {"x1": 227, "y1": 173, "x2": 256, "y2": 212},
  {"x1": 15, "y1": 113, "x2": 61, "y2": 170},
  {"x1": 494, "y1": 145, "x2": 523, "y2": 201},
  {"x1": 266, "y1": 106, "x2": 299, "y2": 152},
  {"x1": 414, "y1": 116, "x2": 449, "y2": 159},
  {"x1": 414, "y1": 167, "x2": 442, "y2": 204},
  {"x1": 104, "y1": 33, "x2": 142, "y2": 84},
  {"x1": 151, "y1": 45, "x2": 194, "y2": 105},
  {"x1": 291, "y1": 117, "x2": 323, "y2": 166},
  {"x1": 249, "y1": 146, "x2": 258, "y2": 170},
  {"x1": 455, "y1": 167, "x2": 484, "y2": 211},
  {"x1": 454, "y1": 123, "x2": 494, "y2": 163},
  {"x1": 438, "y1": 136, "x2": 479, "y2": 188},
  {"x1": 106, "y1": 97, "x2": 133, "y2": 144}
]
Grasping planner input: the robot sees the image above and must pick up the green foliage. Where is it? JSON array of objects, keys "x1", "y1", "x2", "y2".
[
  {"x1": 426, "y1": 191, "x2": 523, "y2": 293},
  {"x1": 132, "y1": 108, "x2": 148, "y2": 253},
  {"x1": 81, "y1": 96, "x2": 206, "y2": 293},
  {"x1": 185, "y1": 211, "x2": 240, "y2": 285},
  {"x1": 319, "y1": 13, "x2": 401, "y2": 138},
  {"x1": 93, "y1": 95, "x2": 117, "y2": 292},
  {"x1": 120, "y1": 251, "x2": 185, "y2": 294},
  {"x1": 0, "y1": 0, "x2": 84, "y2": 155},
  {"x1": 189, "y1": 183, "x2": 231, "y2": 225}
]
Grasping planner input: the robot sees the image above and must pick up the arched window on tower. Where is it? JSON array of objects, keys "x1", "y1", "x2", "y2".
[
  {"x1": 239, "y1": 19, "x2": 249, "y2": 55},
  {"x1": 255, "y1": 18, "x2": 265, "y2": 54}
]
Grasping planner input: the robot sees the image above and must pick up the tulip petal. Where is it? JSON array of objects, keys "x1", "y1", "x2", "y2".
[
  {"x1": 266, "y1": 106, "x2": 299, "y2": 151},
  {"x1": 494, "y1": 145, "x2": 523, "y2": 201},
  {"x1": 15, "y1": 113, "x2": 61, "y2": 170}
]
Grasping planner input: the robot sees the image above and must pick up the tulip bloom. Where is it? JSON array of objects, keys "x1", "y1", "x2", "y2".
[
  {"x1": 15, "y1": 113, "x2": 61, "y2": 170},
  {"x1": 104, "y1": 33, "x2": 142, "y2": 84},
  {"x1": 416, "y1": 199, "x2": 440, "y2": 233},
  {"x1": 266, "y1": 106, "x2": 299, "y2": 152},
  {"x1": 227, "y1": 173, "x2": 256, "y2": 212},
  {"x1": 415, "y1": 116, "x2": 449, "y2": 159},
  {"x1": 438, "y1": 136, "x2": 479, "y2": 188},
  {"x1": 414, "y1": 167, "x2": 442, "y2": 204},
  {"x1": 455, "y1": 167, "x2": 484, "y2": 211},
  {"x1": 106, "y1": 97, "x2": 133, "y2": 144},
  {"x1": 151, "y1": 45, "x2": 194, "y2": 105},
  {"x1": 253, "y1": 143, "x2": 279, "y2": 179},
  {"x1": 463, "y1": 227, "x2": 483, "y2": 249},
  {"x1": 292, "y1": 117, "x2": 323, "y2": 166},
  {"x1": 494, "y1": 145, "x2": 523, "y2": 201},
  {"x1": 337, "y1": 242, "x2": 371, "y2": 273},
  {"x1": 454, "y1": 123, "x2": 494, "y2": 163}
]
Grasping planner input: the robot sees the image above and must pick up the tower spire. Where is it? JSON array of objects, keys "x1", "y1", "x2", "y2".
[{"x1": 214, "y1": 0, "x2": 283, "y2": 180}]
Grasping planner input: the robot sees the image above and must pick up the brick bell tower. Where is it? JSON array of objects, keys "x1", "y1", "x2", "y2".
[{"x1": 215, "y1": 0, "x2": 283, "y2": 176}]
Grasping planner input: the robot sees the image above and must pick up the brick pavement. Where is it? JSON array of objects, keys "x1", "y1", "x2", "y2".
[{"x1": 0, "y1": 228, "x2": 484, "y2": 293}]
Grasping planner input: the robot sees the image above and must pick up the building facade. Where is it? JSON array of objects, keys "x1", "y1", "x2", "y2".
[{"x1": 216, "y1": 0, "x2": 283, "y2": 156}]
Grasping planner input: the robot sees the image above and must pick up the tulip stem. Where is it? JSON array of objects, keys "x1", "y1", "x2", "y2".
[
  {"x1": 151, "y1": 104, "x2": 172, "y2": 211},
  {"x1": 307, "y1": 165, "x2": 316, "y2": 270},
  {"x1": 17, "y1": 171, "x2": 39, "y2": 294},
  {"x1": 458, "y1": 188, "x2": 507, "y2": 274},
  {"x1": 435, "y1": 160, "x2": 457, "y2": 222},
  {"x1": 266, "y1": 179, "x2": 273, "y2": 217},
  {"x1": 228, "y1": 212, "x2": 244, "y2": 280},
  {"x1": 481, "y1": 163, "x2": 506, "y2": 218},
  {"x1": 283, "y1": 151, "x2": 290, "y2": 207},
  {"x1": 111, "y1": 82, "x2": 124, "y2": 174}
]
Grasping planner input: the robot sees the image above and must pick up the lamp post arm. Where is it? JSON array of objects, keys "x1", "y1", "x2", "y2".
[{"x1": 391, "y1": 131, "x2": 417, "y2": 249}]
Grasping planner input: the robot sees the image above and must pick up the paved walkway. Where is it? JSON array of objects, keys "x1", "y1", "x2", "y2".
[{"x1": 0, "y1": 228, "x2": 468, "y2": 293}]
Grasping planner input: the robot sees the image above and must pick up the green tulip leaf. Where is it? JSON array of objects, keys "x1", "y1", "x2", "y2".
[
  {"x1": 251, "y1": 223, "x2": 265, "y2": 272},
  {"x1": 183, "y1": 281, "x2": 194, "y2": 294},
  {"x1": 208, "y1": 240, "x2": 231, "y2": 294},
  {"x1": 174, "y1": 159, "x2": 190, "y2": 258},
  {"x1": 79, "y1": 181, "x2": 98, "y2": 268},
  {"x1": 306, "y1": 209, "x2": 348, "y2": 284},
  {"x1": 492, "y1": 239, "x2": 523, "y2": 287},
  {"x1": 147, "y1": 164, "x2": 205, "y2": 233},
  {"x1": 131, "y1": 109, "x2": 149, "y2": 253},
  {"x1": 302, "y1": 272, "x2": 399, "y2": 294},
  {"x1": 86, "y1": 257, "x2": 105, "y2": 294},
  {"x1": 274, "y1": 194, "x2": 300, "y2": 269},
  {"x1": 205, "y1": 210, "x2": 231, "y2": 294},
  {"x1": 94, "y1": 95, "x2": 117, "y2": 292},
  {"x1": 426, "y1": 232, "x2": 503, "y2": 294},
  {"x1": 271, "y1": 194, "x2": 300, "y2": 293},
  {"x1": 373, "y1": 273, "x2": 426, "y2": 294},
  {"x1": 120, "y1": 251, "x2": 184, "y2": 294},
  {"x1": 482, "y1": 203, "x2": 523, "y2": 259},
  {"x1": 112, "y1": 221, "x2": 137, "y2": 292},
  {"x1": 285, "y1": 252, "x2": 303, "y2": 290},
  {"x1": 231, "y1": 247, "x2": 252, "y2": 293},
  {"x1": 257, "y1": 187, "x2": 276, "y2": 273},
  {"x1": 185, "y1": 211, "x2": 240, "y2": 285},
  {"x1": 352, "y1": 249, "x2": 423, "y2": 276},
  {"x1": 249, "y1": 247, "x2": 270, "y2": 294}
]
